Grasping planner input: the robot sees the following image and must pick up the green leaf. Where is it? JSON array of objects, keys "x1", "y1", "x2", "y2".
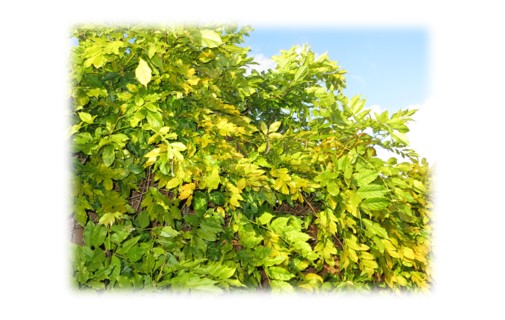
[
  {"x1": 391, "y1": 130, "x2": 409, "y2": 145},
  {"x1": 193, "y1": 191, "x2": 208, "y2": 215},
  {"x1": 238, "y1": 223, "x2": 263, "y2": 248},
  {"x1": 197, "y1": 263, "x2": 236, "y2": 280},
  {"x1": 78, "y1": 112, "x2": 95, "y2": 124},
  {"x1": 267, "y1": 267, "x2": 295, "y2": 281},
  {"x1": 362, "y1": 219, "x2": 389, "y2": 239},
  {"x1": 326, "y1": 183, "x2": 340, "y2": 196},
  {"x1": 117, "y1": 236, "x2": 141, "y2": 255},
  {"x1": 204, "y1": 166, "x2": 220, "y2": 191},
  {"x1": 160, "y1": 225, "x2": 180, "y2": 238},
  {"x1": 128, "y1": 245, "x2": 145, "y2": 262},
  {"x1": 209, "y1": 191, "x2": 225, "y2": 206},
  {"x1": 198, "y1": 29, "x2": 222, "y2": 48},
  {"x1": 176, "y1": 276, "x2": 221, "y2": 292},
  {"x1": 135, "y1": 211, "x2": 150, "y2": 229},
  {"x1": 197, "y1": 216, "x2": 222, "y2": 241},
  {"x1": 357, "y1": 184, "x2": 389, "y2": 199},
  {"x1": 130, "y1": 111, "x2": 145, "y2": 127},
  {"x1": 361, "y1": 197, "x2": 390, "y2": 211},
  {"x1": 349, "y1": 95, "x2": 366, "y2": 114},
  {"x1": 90, "y1": 224, "x2": 107, "y2": 249},
  {"x1": 294, "y1": 62, "x2": 307, "y2": 82},
  {"x1": 270, "y1": 217, "x2": 289, "y2": 233},
  {"x1": 257, "y1": 212, "x2": 274, "y2": 225},
  {"x1": 135, "y1": 58, "x2": 152, "y2": 87},
  {"x1": 314, "y1": 171, "x2": 338, "y2": 185},
  {"x1": 146, "y1": 111, "x2": 163, "y2": 129},
  {"x1": 102, "y1": 145, "x2": 115, "y2": 167},
  {"x1": 270, "y1": 280, "x2": 294, "y2": 292},
  {"x1": 353, "y1": 170, "x2": 379, "y2": 187}
]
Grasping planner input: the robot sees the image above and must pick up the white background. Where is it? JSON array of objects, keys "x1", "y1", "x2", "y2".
[{"x1": 1, "y1": 0, "x2": 503, "y2": 318}]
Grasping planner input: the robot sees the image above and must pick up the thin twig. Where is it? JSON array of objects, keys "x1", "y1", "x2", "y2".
[{"x1": 135, "y1": 167, "x2": 152, "y2": 212}]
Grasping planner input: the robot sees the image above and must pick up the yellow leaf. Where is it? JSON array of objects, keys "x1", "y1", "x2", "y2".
[
  {"x1": 281, "y1": 183, "x2": 289, "y2": 195},
  {"x1": 178, "y1": 183, "x2": 195, "y2": 200},
  {"x1": 187, "y1": 77, "x2": 200, "y2": 86},
  {"x1": 144, "y1": 148, "x2": 161, "y2": 159},
  {"x1": 268, "y1": 121, "x2": 282, "y2": 133},
  {"x1": 229, "y1": 193, "x2": 243, "y2": 207},
  {"x1": 401, "y1": 247, "x2": 415, "y2": 260},
  {"x1": 305, "y1": 273, "x2": 323, "y2": 283},
  {"x1": 186, "y1": 68, "x2": 196, "y2": 78},
  {"x1": 170, "y1": 142, "x2": 187, "y2": 151},
  {"x1": 98, "y1": 212, "x2": 122, "y2": 227},
  {"x1": 273, "y1": 178, "x2": 284, "y2": 191},
  {"x1": 236, "y1": 178, "x2": 247, "y2": 191}
]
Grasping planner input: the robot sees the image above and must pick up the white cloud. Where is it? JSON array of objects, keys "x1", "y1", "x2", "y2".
[
  {"x1": 368, "y1": 104, "x2": 384, "y2": 117},
  {"x1": 247, "y1": 53, "x2": 276, "y2": 74}
]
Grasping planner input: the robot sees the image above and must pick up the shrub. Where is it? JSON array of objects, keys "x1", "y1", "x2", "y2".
[{"x1": 70, "y1": 25, "x2": 431, "y2": 292}]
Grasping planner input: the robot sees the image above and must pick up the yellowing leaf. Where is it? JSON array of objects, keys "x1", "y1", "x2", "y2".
[
  {"x1": 391, "y1": 130, "x2": 409, "y2": 145},
  {"x1": 148, "y1": 45, "x2": 157, "y2": 58},
  {"x1": 360, "y1": 259, "x2": 378, "y2": 269},
  {"x1": 135, "y1": 58, "x2": 152, "y2": 87},
  {"x1": 165, "y1": 177, "x2": 181, "y2": 190},
  {"x1": 102, "y1": 145, "x2": 115, "y2": 167},
  {"x1": 260, "y1": 121, "x2": 268, "y2": 135},
  {"x1": 326, "y1": 183, "x2": 340, "y2": 196},
  {"x1": 204, "y1": 166, "x2": 220, "y2": 191},
  {"x1": 98, "y1": 212, "x2": 122, "y2": 227},
  {"x1": 144, "y1": 148, "x2": 161, "y2": 166},
  {"x1": 78, "y1": 112, "x2": 95, "y2": 124},
  {"x1": 257, "y1": 212, "x2": 274, "y2": 225},
  {"x1": 160, "y1": 225, "x2": 180, "y2": 238},
  {"x1": 171, "y1": 142, "x2": 187, "y2": 151},
  {"x1": 347, "y1": 248, "x2": 358, "y2": 263},
  {"x1": 199, "y1": 29, "x2": 222, "y2": 48},
  {"x1": 267, "y1": 267, "x2": 295, "y2": 281},
  {"x1": 268, "y1": 121, "x2": 282, "y2": 133}
]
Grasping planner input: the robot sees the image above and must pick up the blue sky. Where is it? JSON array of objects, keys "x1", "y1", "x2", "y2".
[{"x1": 243, "y1": 27, "x2": 429, "y2": 112}]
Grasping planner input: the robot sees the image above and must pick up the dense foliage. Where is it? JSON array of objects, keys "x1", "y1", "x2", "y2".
[{"x1": 70, "y1": 25, "x2": 432, "y2": 292}]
